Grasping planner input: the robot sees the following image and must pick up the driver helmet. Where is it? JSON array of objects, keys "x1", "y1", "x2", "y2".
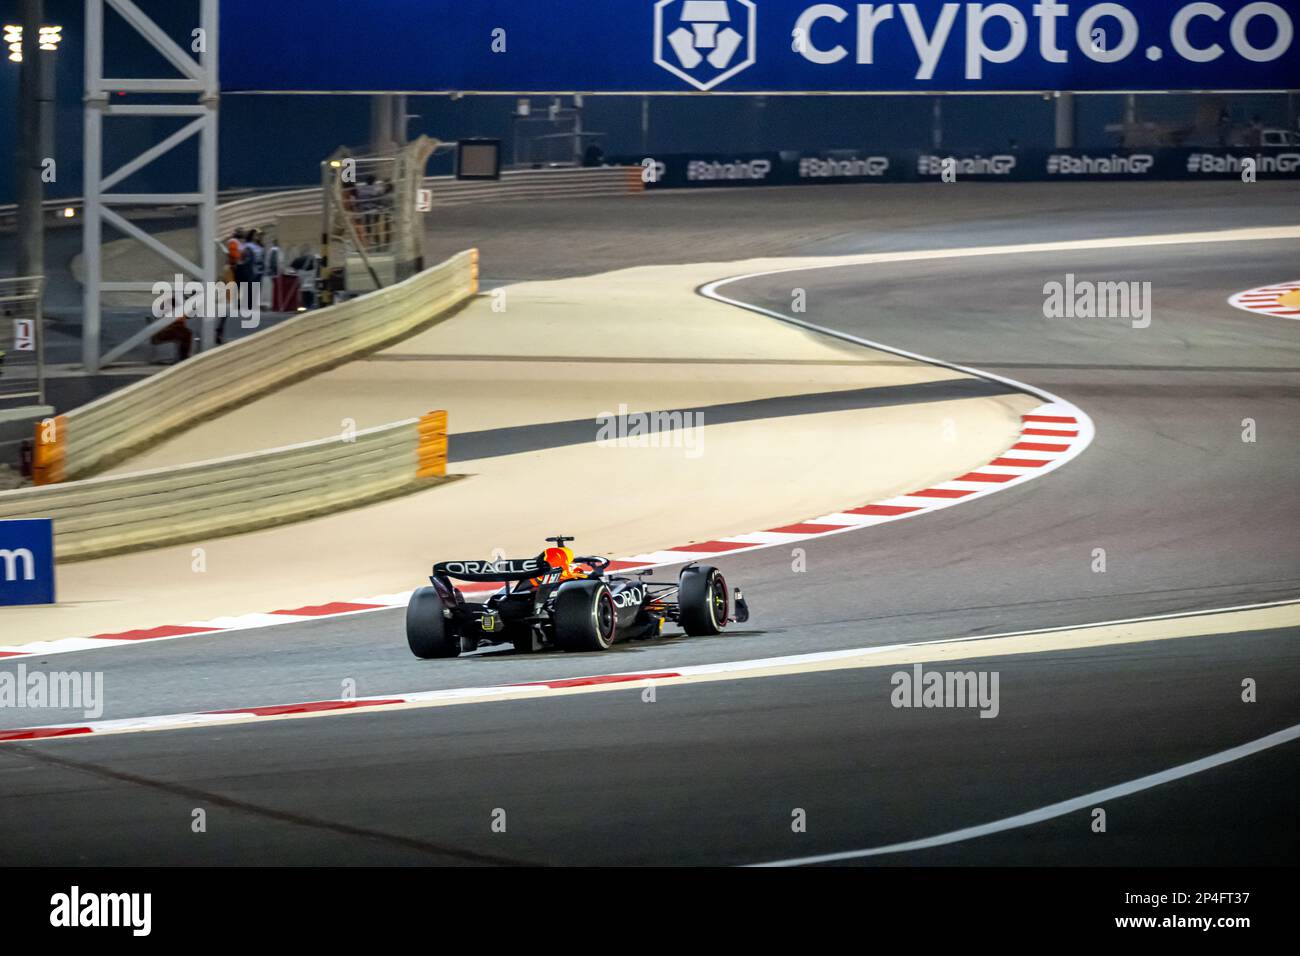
[{"x1": 534, "y1": 546, "x2": 591, "y2": 584}]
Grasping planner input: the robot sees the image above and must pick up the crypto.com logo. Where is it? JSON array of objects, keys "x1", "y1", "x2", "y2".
[{"x1": 654, "y1": 0, "x2": 757, "y2": 92}]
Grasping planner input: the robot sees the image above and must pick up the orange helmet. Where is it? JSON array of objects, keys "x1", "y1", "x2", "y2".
[
  {"x1": 532, "y1": 546, "x2": 589, "y2": 585},
  {"x1": 543, "y1": 546, "x2": 574, "y2": 569}
]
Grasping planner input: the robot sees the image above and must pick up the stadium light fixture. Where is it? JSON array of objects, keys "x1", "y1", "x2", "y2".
[{"x1": 4, "y1": 24, "x2": 62, "y2": 62}]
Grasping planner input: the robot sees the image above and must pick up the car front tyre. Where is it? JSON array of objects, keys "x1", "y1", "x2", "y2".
[{"x1": 679, "y1": 566, "x2": 728, "y2": 636}]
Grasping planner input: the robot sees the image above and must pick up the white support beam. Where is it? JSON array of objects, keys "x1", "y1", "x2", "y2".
[
  {"x1": 100, "y1": 192, "x2": 207, "y2": 205},
  {"x1": 101, "y1": 206, "x2": 203, "y2": 277},
  {"x1": 100, "y1": 281, "x2": 166, "y2": 292},
  {"x1": 105, "y1": 0, "x2": 206, "y2": 82},
  {"x1": 82, "y1": 0, "x2": 219, "y2": 373},
  {"x1": 100, "y1": 311, "x2": 183, "y2": 366},
  {"x1": 105, "y1": 104, "x2": 208, "y2": 116},
  {"x1": 82, "y1": 0, "x2": 104, "y2": 373},
  {"x1": 101, "y1": 78, "x2": 205, "y2": 92},
  {"x1": 101, "y1": 115, "x2": 205, "y2": 190},
  {"x1": 199, "y1": 0, "x2": 219, "y2": 349}
]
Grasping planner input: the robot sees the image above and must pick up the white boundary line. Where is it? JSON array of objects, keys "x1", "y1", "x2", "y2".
[
  {"x1": 5, "y1": 597, "x2": 1296, "y2": 744},
  {"x1": 750, "y1": 722, "x2": 1300, "y2": 866}
]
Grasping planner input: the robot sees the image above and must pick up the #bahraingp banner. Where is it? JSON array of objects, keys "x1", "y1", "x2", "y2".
[{"x1": 219, "y1": 0, "x2": 1300, "y2": 94}]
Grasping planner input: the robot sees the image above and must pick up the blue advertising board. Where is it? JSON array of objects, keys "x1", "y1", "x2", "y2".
[
  {"x1": 0, "y1": 519, "x2": 55, "y2": 607},
  {"x1": 220, "y1": 1, "x2": 1300, "y2": 94}
]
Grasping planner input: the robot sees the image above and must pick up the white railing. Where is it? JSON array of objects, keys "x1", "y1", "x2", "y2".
[{"x1": 217, "y1": 165, "x2": 644, "y2": 234}]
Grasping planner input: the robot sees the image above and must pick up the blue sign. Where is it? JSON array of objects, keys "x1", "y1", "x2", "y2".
[
  {"x1": 220, "y1": 1, "x2": 1300, "y2": 94},
  {"x1": 0, "y1": 519, "x2": 55, "y2": 607}
]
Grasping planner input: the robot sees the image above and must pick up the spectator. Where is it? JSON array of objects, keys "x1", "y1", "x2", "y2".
[
  {"x1": 1247, "y1": 115, "x2": 1264, "y2": 146},
  {"x1": 226, "y1": 229, "x2": 245, "y2": 273},
  {"x1": 264, "y1": 232, "x2": 282, "y2": 307},
  {"x1": 226, "y1": 228, "x2": 258, "y2": 345},
  {"x1": 246, "y1": 229, "x2": 266, "y2": 285},
  {"x1": 583, "y1": 142, "x2": 605, "y2": 167},
  {"x1": 289, "y1": 247, "x2": 320, "y2": 310},
  {"x1": 151, "y1": 308, "x2": 192, "y2": 364}
]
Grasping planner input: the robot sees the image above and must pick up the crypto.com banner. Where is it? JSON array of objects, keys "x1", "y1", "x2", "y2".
[{"x1": 220, "y1": 0, "x2": 1299, "y2": 94}]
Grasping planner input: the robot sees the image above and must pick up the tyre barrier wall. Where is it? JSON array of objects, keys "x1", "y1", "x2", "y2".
[
  {"x1": 217, "y1": 165, "x2": 644, "y2": 236},
  {"x1": 0, "y1": 411, "x2": 449, "y2": 561},
  {"x1": 615, "y1": 147, "x2": 1300, "y2": 189},
  {"x1": 31, "y1": 248, "x2": 478, "y2": 484}
]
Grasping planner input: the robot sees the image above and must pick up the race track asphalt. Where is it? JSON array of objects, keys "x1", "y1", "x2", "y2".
[{"x1": 0, "y1": 182, "x2": 1296, "y2": 865}]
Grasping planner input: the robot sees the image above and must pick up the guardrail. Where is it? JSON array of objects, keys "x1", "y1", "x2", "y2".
[
  {"x1": 0, "y1": 198, "x2": 83, "y2": 230},
  {"x1": 0, "y1": 411, "x2": 449, "y2": 561},
  {"x1": 218, "y1": 165, "x2": 643, "y2": 234},
  {"x1": 32, "y1": 248, "x2": 478, "y2": 483},
  {"x1": 215, "y1": 186, "x2": 321, "y2": 237},
  {"x1": 0, "y1": 188, "x2": 263, "y2": 232},
  {"x1": 425, "y1": 165, "x2": 644, "y2": 208},
  {"x1": 3, "y1": 166, "x2": 643, "y2": 235}
]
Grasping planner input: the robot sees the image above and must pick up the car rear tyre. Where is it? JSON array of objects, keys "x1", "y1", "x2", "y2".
[
  {"x1": 554, "y1": 580, "x2": 617, "y2": 651},
  {"x1": 406, "y1": 587, "x2": 460, "y2": 659},
  {"x1": 679, "y1": 566, "x2": 728, "y2": 636}
]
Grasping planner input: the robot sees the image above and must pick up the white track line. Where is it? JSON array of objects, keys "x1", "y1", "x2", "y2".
[
  {"x1": 4, "y1": 597, "x2": 1296, "y2": 744},
  {"x1": 750, "y1": 722, "x2": 1300, "y2": 866}
]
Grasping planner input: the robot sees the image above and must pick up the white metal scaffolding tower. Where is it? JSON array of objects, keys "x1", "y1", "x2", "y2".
[{"x1": 82, "y1": 0, "x2": 218, "y2": 372}]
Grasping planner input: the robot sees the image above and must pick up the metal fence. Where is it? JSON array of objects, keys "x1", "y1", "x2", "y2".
[{"x1": 321, "y1": 138, "x2": 436, "y2": 296}]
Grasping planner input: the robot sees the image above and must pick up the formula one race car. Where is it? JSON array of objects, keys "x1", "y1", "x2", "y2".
[{"x1": 406, "y1": 536, "x2": 749, "y2": 658}]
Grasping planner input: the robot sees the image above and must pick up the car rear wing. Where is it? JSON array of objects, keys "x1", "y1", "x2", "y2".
[{"x1": 432, "y1": 557, "x2": 552, "y2": 582}]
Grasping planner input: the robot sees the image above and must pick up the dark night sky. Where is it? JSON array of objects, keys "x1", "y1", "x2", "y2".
[{"x1": 0, "y1": 0, "x2": 1292, "y2": 203}]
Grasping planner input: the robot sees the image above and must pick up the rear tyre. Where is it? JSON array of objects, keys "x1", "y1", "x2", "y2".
[
  {"x1": 554, "y1": 580, "x2": 617, "y2": 651},
  {"x1": 679, "y1": 566, "x2": 728, "y2": 636},
  {"x1": 406, "y1": 587, "x2": 460, "y2": 659}
]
